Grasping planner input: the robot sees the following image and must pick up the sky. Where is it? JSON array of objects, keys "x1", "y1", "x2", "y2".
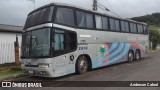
[{"x1": 0, "y1": 0, "x2": 160, "y2": 26}]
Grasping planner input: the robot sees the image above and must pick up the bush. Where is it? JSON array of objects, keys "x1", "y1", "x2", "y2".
[{"x1": 149, "y1": 25, "x2": 160, "y2": 50}]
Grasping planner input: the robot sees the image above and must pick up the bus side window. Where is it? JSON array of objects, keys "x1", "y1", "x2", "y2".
[
  {"x1": 102, "y1": 17, "x2": 109, "y2": 30},
  {"x1": 86, "y1": 13, "x2": 94, "y2": 29},
  {"x1": 121, "y1": 21, "x2": 126, "y2": 32},
  {"x1": 66, "y1": 31, "x2": 77, "y2": 50},
  {"x1": 138, "y1": 24, "x2": 144, "y2": 34},
  {"x1": 109, "y1": 18, "x2": 116, "y2": 31},
  {"x1": 144, "y1": 26, "x2": 148, "y2": 35},
  {"x1": 53, "y1": 30, "x2": 65, "y2": 52},
  {"x1": 76, "y1": 10, "x2": 86, "y2": 28},
  {"x1": 130, "y1": 23, "x2": 137, "y2": 33},
  {"x1": 55, "y1": 7, "x2": 75, "y2": 27},
  {"x1": 115, "y1": 20, "x2": 120, "y2": 31},
  {"x1": 95, "y1": 15, "x2": 102, "y2": 29}
]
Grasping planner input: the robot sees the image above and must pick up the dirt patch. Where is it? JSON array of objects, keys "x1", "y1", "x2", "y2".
[{"x1": 0, "y1": 67, "x2": 12, "y2": 73}]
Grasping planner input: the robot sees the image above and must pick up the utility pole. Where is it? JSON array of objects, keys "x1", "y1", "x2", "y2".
[{"x1": 93, "y1": 0, "x2": 98, "y2": 11}]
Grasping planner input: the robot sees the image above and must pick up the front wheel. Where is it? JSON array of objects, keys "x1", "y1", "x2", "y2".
[
  {"x1": 76, "y1": 56, "x2": 88, "y2": 74},
  {"x1": 128, "y1": 51, "x2": 134, "y2": 62}
]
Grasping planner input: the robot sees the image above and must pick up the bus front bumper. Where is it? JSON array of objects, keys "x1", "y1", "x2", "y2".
[{"x1": 22, "y1": 67, "x2": 55, "y2": 77}]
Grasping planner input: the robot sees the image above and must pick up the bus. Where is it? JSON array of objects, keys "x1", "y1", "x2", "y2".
[{"x1": 21, "y1": 3, "x2": 149, "y2": 77}]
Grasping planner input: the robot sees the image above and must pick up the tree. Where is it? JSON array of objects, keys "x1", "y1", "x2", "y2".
[{"x1": 149, "y1": 26, "x2": 160, "y2": 50}]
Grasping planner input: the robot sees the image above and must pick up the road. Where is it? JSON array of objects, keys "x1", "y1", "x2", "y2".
[{"x1": 1, "y1": 50, "x2": 160, "y2": 90}]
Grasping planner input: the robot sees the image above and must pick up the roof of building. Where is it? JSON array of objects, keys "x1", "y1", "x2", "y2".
[{"x1": 0, "y1": 24, "x2": 23, "y2": 33}]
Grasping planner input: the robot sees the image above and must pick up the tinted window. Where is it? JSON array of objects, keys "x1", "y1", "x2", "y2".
[
  {"x1": 102, "y1": 17, "x2": 109, "y2": 30},
  {"x1": 76, "y1": 10, "x2": 94, "y2": 29},
  {"x1": 144, "y1": 26, "x2": 148, "y2": 34},
  {"x1": 54, "y1": 30, "x2": 65, "y2": 51},
  {"x1": 96, "y1": 15, "x2": 102, "y2": 29},
  {"x1": 66, "y1": 31, "x2": 77, "y2": 50},
  {"x1": 115, "y1": 20, "x2": 120, "y2": 31},
  {"x1": 24, "y1": 6, "x2": 54, "y2": 29},
  {"x1": 130, "y1": 23, "x2": 137, "y2": 33},
  {"x1": 86, "y1": 13, "x2": 94, "y2": 28},
  {"x1": 125, "y1": 22, "x2": 129, "y2": 32},
  {"x1": 138, "y1": 24, "x2": 143, "y2": 34},
  {"x1": 109, "y1": 18, "x2": 116, "y2": 30},
  {"x1": 55, "y1": 8, "x2": 75, "y2": 26},
  {"x1": 76, "y1": 11, "x2": 86, "y2": 28},
  {"x1": 121, "y1": 21, "x2": 125, "y2": 32},
  {"x1": 121, "y1": 21, "x2": 129, "y2": 32},
  {"x1": 52, "y1": 29, "x2": 77, "y2": 56}
]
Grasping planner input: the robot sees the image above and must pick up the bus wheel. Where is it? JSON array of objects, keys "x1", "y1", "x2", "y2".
[
  {"x1": 135, "y1": 50, "x2": 141, "y2": 60},
  {"x1": 128, "y1": 50, "x2": 134, "y2": 62},
  {"x1": 76, "y1": 56, "x2": 88, "y2": 74}
]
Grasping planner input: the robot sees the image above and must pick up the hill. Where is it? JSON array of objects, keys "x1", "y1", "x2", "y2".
[{"x1": 131, "y1": 13, "x2": 160, "y2": 27}]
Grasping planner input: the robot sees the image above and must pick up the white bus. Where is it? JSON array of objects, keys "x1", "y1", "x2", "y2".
[{"x1": 21, "y1": 3, "x2": 149, "y2": 77}]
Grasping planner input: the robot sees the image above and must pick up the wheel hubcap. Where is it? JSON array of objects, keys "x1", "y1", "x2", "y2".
[
  {"x1": 136, "y1": 53, "x2": 140, "y2": 60},
  {"x1": 129, "y1": 53, "x2": 133, "y2": 61},
  {"x1": 80, "y1": 60, "x2": 87, "y2": 71}
]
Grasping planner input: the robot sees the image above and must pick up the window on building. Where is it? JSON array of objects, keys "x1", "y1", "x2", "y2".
[{"x1": 55, "y1": 8, "x2": 75, "y2": 26}]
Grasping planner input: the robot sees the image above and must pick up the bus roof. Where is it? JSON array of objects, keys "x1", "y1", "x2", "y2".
[{"x1": 29, "y1": 3, "x2": 147, "y2": 25}]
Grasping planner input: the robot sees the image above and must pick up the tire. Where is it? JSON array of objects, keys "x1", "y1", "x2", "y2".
[
  {"x1": 128, "y1": 50, "x2": 134, "y2": 62},
  {"x1": 135, "y1": 50, "x2": 141, "y2": 60},
  {"x1": 76, "y1": 56, "x2": 88, "y2": 74}
]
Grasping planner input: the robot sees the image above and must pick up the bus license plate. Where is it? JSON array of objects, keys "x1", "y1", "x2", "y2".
[{"x1": 29, "y1": 70, "x2": 33, "y2": 74}]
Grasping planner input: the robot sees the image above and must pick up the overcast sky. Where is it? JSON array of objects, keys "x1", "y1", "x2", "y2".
[{"x1": 0, "y1": 0, "x2": 160, "y2": 26}]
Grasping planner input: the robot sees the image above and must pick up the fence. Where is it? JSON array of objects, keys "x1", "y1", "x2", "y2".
[{"x1": 0, "y1": 42, "x2": 15, "y2": 64}]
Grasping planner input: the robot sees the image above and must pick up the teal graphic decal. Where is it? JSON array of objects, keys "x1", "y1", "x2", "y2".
[{"x1": 100, "y1": 45, "x2": 106, "y2": 58}]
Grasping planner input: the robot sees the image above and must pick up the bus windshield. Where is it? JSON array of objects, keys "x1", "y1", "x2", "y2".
[
  {"x1": 24, "y1": 6, "x2": 54, "y2": 29},
  {"x1": 21, "y1": 28, "x2": 51, "y2": 58}
]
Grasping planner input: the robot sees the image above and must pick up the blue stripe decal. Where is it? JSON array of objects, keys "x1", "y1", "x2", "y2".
[
  {"x1": 104, "y1": 43, "x2": 124, "y2": 60},
  {"x1": 92, "y1": 42, "x2": 119, "y2": 68},
  {"x1": 108, "y1": 42, "x2": 119, "y2": 53},
  {"x1": 103, "y1": 43, "x2": 131, "y2": 65}
]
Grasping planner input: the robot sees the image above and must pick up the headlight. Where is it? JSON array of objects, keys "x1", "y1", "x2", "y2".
[{"x1": 38, "y1": 63, "x2": 49, "y2": 68}]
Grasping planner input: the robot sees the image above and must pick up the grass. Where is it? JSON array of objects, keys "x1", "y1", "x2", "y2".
[{"x1": 0, "y1": 66, "x2": 22, "y2": 78}]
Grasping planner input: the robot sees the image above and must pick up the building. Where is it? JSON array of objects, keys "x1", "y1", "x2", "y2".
[{"x1": 0, "y1": 24, "x2": 23, "y2": 64}]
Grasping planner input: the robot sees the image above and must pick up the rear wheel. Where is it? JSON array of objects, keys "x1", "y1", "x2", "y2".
[
  {"x1": 76, "y1": 56, "x2": 88, "y2": 74},
  {"x1": 128, "y1": 50, "x2": 134, "y2": 62},
  {"x1": 135, "y1": 50, "x2": 141, "y2": 60}
]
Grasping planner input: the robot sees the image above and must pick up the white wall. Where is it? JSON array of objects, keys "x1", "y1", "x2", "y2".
[{"x1": 0, "y1": 32, "x2": 22, "y2": 64}]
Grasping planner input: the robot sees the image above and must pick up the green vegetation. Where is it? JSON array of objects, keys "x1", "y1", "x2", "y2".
[
  {"x1": 0, "y1": 66, "x2": 22, "y2": 78},
  {"x1": 149, "y1": 26, "x2": 160, "y2": 50},
  {"x1": 132, "y1": 13, "x2": 160, "y2": 27},
  {"x1": 131, "y1": 13, "x2": 160, "y2": 50}
]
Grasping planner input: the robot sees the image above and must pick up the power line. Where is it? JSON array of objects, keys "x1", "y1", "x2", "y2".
[
  {"x1": 97, "y1": 1, "x2": 121, "y2": 18},
  {"x1": 104, "y1": 0, "x2": 113, "y2": 11}
]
